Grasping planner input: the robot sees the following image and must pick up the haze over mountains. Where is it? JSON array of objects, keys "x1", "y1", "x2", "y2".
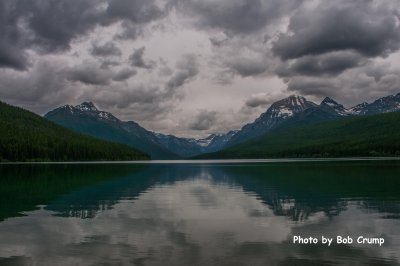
[{"x1": 45, "y1": 92, "x2": 400, "y2": 159}]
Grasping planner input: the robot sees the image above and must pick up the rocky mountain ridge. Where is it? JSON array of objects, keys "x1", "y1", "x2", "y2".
[{"x1": 45, "y1": 92, "x2": 400, "y2": 159}]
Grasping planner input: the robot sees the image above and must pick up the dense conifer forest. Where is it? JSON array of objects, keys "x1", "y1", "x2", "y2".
[
  {"x1": 197, "y1": 111, "x2": 400, "y2": 159},
  {"x1": 0, "y1": 101, "x2": 149, "y2": 161}
]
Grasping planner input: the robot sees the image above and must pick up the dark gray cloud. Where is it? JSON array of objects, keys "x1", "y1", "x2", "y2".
[
  {"x1": 225, "y1": 57, "x2": 269, "y2": 77},
  {"x1": 2, "y1": 0, "x2": 400, "y2": 137},
  {"x1": 287, "y1": 77, "x2": 336, "y2": 98},
  {"x1": 26, "y1": 0, "x2": 166, "y2": 53},
  {"x1": 23, "y1": 0, "x2": 108, "y2": 53},
  {"x1": 114, "y1": 21, "x2": 142, "y2": 40},
  {"x1": 166, "y1": 54, "x2": 199, "y2": 91},
  {"x1": 91, "y1": 42, "x2": 122, "y2": 57},
  {"x1": 206, "y1": 31, "x2": 274, "y2": 79},
  {"x1": 90, "y1": 83, "x2": 182, "y2": 122},
  {"x1": 0, "y1": 59, "x2": 76, "y2": 112},
  {"x1": 189, "y1": 110, "x2": 217, "y2": 131},
  {"x1": 158, "y1": 66, "x2": 174, "y2": 77},
  {"x1": 270, "y1": 0, "x2": 400, "y2": 106},
  {"x1": 286, "y1": 62, "x2": 400, "y2": 106},
  {"x1": 100, "y1": 60, "x2": 121, "y2": 69},
  {"x1": 158, "y1": 58, "x2": 174, "y2": 76},
  {"x1": 273, "y1": 1, "x2": 400, "y2": 60},
  {"x1": 0, "y1": 43, "x2": 30, "y2": 71},
  {"x1": 0, "y1": 0, "x2": 168, "y2": 71},
  {"x1": 277, "y1": 51, "x2": 367, "y2": 77},
  {"x1": 94, "y1": 85, "x2": 164, "y2": 107},
  {"x1": 98, "y1": 55, "x2": 200, "y2": 123},
  {"x1": 245, "y1": 95, "x2": 274, "y2": 108},
  {"x1": 0, "y1": 1, "x2": 30, "y2": 70},
  {"x1": 245, "y1": 98, "x2": 270, "y2": 108},
  {"x1": 112, "y1": 68, "x2": 137, "y2": 81},
  {"x1": 67, "y1": 64, "x2": 112, "y2": 86},
  {"x1": 129, "y1": 47, "x2": 156, "y2": 69},
  {"x1": 173, "y1": 0, "x2": 304, "y2": 34},
  {"x1": 107, "y1": 0, "x2": 167, "y2": 40},
  {"x1": 105, "y1": 0, "x2": 166, "y2": 24}
]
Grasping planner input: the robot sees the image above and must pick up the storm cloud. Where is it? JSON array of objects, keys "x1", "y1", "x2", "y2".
[
  {"x1": 189, "y1": 110, "x2": 218, "y2": 131},
  {"x1": 67, "y1": 63, "x2": 113, "y2": 86},
  {"x1": 224, "y1": 56, "x2": 269, "y2": 77},
  {"x1": 286, "y1": 62, "x2": 400, "y2": 106},
  {"x1": 1, "y1": 0, "x2": 400, "y2": 137},
  {"x1": 0, "y1": 59, "x2": 74, "y2": 111},
  {"x1": 112, "y1": 68, "x2": 137, "y2": 81},
  {"x1": 0, "y1": 1, "x2": 30, "y2": 70},
  {"x1": 245, "y1": 93, "x2": 278, "y2": 108},
  {"x1": 91, "y1": 42, "x2": 122, "y2": 58},
  {"x1": 273, "y1": 1, "x2": 400, "y2": 60},
  {"x1": 173, "y1": 0, "x2": 304, "y2": 34},
  {"x1": 105, "y1": 0, "x2": 166, "y2": 24},
  {"x1": 129, "y1": 47, "x2": 156, "y2": 69},
  {"x1": 0, "y1": 0, "x2": 168, "y2": 70},
  {"x1": 166, "y1": 54, "x2": 199, "y2": 91},
  {"x1": 277, "y1": 51, "x2": 367, "y2": 77}
]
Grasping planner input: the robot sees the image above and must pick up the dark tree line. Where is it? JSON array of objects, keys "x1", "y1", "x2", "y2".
[
  {"x1": 0, "y1": 101, "x2": 149, "y2": 162},
  {"x1": 199, "y1": 111, "x2": 400, "y2": 159}
]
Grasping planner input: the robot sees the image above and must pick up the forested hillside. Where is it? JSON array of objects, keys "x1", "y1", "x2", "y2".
[
  {"x1": 197, "y1": 112, "x2": 400, "y2": 159},
  {"x1": 0, "y1": 101, "x2": 149, "y2": 161}
]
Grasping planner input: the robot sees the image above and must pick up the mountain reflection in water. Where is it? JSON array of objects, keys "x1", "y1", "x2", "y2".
[{"x1": 0, "y1": 160, "x2": 400, "y2": 265}]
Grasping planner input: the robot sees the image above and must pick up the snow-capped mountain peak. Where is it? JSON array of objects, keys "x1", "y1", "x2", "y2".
[
  {"x1": 72, "y1": 102, "x2": 120, "y2": 122},
  {"x1": 320, "y1": 97, "x2": 350, "y2": 116},
  {"x1": 320, "y1": 97, "x2": 339, "y2": 107},
  {"x1": 347, "y1": 93, "x2": 400, "y2": 115},
  {"x1": 76, "y1": 102, "x2": 98, "y2": 112},
  {"x1": 45, "y1": 91, "x2": 400, "y2": 159},
  {"x1": 262, "y1": 95, "x2": 316, "y2": 120},
  {"x1": 195, "y1": 134, "x2": 218, "y2": 147},
  {"x1": 189, "y1": 130, "x2": 239, "y2": 151},
  {"x1": 348, "y1": 102, "x2": 368, "y2": 115},
  {"x1": 58, "y1": 104, "x2": 75, "y2": 114}
]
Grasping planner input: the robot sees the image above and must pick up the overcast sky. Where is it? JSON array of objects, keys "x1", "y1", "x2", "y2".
[{"x1": 1, "y1": 0, "x2": 400, "y2": 138}]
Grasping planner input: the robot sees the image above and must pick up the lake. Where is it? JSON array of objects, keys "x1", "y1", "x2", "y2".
[{"x1": 1, "y1": 159, "x2": 400, "y2": 265}]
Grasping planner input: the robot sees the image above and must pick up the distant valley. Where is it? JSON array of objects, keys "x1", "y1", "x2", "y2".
[{"x1": 45, "y1": 102, "x2": 238, "y2": 159}]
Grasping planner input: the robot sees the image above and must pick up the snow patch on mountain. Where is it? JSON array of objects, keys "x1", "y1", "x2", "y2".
[
  {"x1": 320, "y1": 97, "x2": 351, "y2": 116},
  {"x1": 76, "y1": 102, "x2": 98, "y2": 112},
  {"x1": 348, "y1": 102, "x2": 368, "y2": 115}
]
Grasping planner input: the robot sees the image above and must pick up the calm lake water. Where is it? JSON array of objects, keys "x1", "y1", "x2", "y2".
[{"x1": 1, "y1": 160, "x2": 400, "y2": 265}]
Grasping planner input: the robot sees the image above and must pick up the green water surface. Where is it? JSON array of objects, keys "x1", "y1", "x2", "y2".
[{"x1": 0, "y1": 160, "x2": 399, "y2": 265}]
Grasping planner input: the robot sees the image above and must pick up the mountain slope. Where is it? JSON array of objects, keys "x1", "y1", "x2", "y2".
[
  {"x1": 155, "y1": 130, "x2": 240, "y2": 156},
  {"x1": 197, "y1": 111, "x2": 400, "y2": 159},
  {"x1": 44, "y1": 92, "x2": 400, "y2": 159},
  {"x1": 45, "y1": 102, "x2": 238, "y2": 158},
  {"x1": 222, "y1": 93, "x2": 400, "y2": 151},
  {"x1": 348, "y1": 93, "x2": 400, "y2": 115},
  {"x1": 0, "y1": 101, "x2": 149, "y2": 161},
  {"x1": 200, "y1": 130, "x2": 239, "y2": 153},
  {"x1": 319, "y1": 97, "x2": 351, "y2": 116},
  {"x1": 45, "y1": 102, "x2": 178, "y2": 159},
  {"x1": 154, "y1": 133, "x2": 204, "y2": 158},
  {"x1": 226, "y1": 95, "x2": 318, "y2": 146}
]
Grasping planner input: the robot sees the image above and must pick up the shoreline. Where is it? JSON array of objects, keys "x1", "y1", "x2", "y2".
[{"x1": 2, "y1": 157, "x2": 400, "y2": 165}]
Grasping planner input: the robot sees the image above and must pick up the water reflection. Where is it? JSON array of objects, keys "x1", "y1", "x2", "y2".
[{"x1": 0, "y1": 161, "x2": 400, "y2": 265}]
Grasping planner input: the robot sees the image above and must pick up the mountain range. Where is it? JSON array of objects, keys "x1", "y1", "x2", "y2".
[
  {"x1": 0, "y1": 101, "x2": 148, "y2": 162},
  {"x1": 45, "y1": 92, "x2": 400, "y2": 159},
  {"x1": 197, "y1": 111, "x2": 400, "y2": 159},
  {"x1": 45, "y1": 102, "x2": 238, "y2": 159}
]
